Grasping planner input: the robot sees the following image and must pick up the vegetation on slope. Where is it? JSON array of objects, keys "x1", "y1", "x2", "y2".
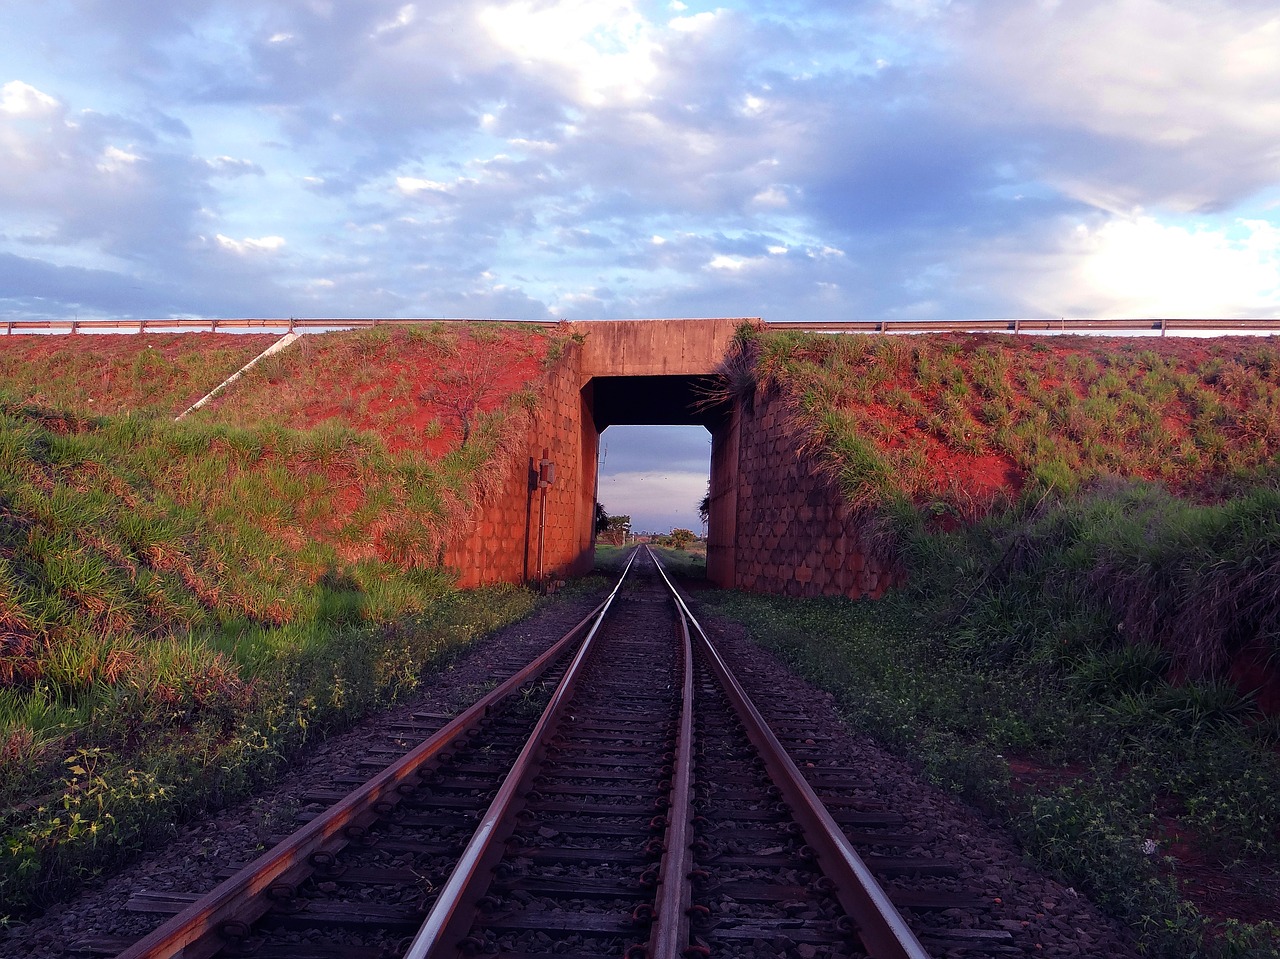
[
  {"x1": 189, "y1": 322, "x2": 560, "y2": 455},
  {"x1": 0, "y1": 333, "x2": 280, "y2": 419},
  {"x1": 707, "y1": 327, "x2": 1280, "y2": 955},
  {"x1": 741, "y1": 327, "x2": 1280, "y2": 513},
  {"x1": 0, "y1": 324, "x2": 566, "y2": 917}
]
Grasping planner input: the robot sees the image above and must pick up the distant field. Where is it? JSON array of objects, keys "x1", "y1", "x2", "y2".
[{"x1": 647, "y1": 544, "x2": 706, "y2": 578}]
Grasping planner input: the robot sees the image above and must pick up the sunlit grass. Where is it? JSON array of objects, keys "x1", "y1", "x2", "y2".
[
  {"x1": 0, "y1": 389, "x2": 543, "y2": 916},
  {"x1": 701, "y1": 568, "x2": 1280, "y2": 958},
  {"x1": 0, "y1": 334, "x2": 278, "y2": 418},
  {"x1": 744, "y1": 328, "x2": 1280, "y2": 518}
]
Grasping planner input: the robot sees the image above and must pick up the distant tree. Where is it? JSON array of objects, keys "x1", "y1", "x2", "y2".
[
  {"x1": 594, "y1": 502, "x2": 610, "y2": 534},
  {"x1": 601, "y1": 514, "x2": 631, "y2": 546},
  {"x1": 670, "y1": 528, "x2": 696, "y2": 550},
  {"x1": 697, "y1": 487, "x2": 710, "y2": 527}
]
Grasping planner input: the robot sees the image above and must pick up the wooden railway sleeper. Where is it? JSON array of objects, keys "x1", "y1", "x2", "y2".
[
  {"x1": 114, "y1": 577, "x2": 620, "y2": 959},
  {"x1": 649, "y1": 547, "x2": 933, "y2": 959}
]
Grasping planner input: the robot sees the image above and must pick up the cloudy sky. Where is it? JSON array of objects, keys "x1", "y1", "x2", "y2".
[{"x1": 3, "y1": 0, "x2": 1279, "y2": 529}]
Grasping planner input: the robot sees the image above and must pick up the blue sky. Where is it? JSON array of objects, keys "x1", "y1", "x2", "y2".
[{"x1": 3, "y1": 0, "x2": 1279, "y2": 530}]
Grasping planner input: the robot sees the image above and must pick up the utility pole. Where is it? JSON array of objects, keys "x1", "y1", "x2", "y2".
[{"x1": 535, "y1": 448, "x2": 555, "y2": 587}]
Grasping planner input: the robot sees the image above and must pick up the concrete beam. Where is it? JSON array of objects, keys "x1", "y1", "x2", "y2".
[{"x1": 573, "y1": 318, "x2": 757, "y2": 379}]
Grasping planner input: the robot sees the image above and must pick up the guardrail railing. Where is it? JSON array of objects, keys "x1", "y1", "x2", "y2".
[
  {"x1": 0, "y1": 317, "x2": 556, "y2": 334},
  {"x1": 764, "y1": 318, "x2": 1280, "y2": 335},
  {"x1": 3, "y1": 316, "x2": 1278, "y2": 336}
]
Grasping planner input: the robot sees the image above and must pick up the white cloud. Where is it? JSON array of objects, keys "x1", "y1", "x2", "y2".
[
  {"x1": 670, "y1": 11, "x2": 718, "y2": 33},
  {"x1": 209, "y1": 156, "x2": 263, "y2": 177},
  {"x1": 961, "y1": 2, "x2": 1280, "y2": 208},
  {"x1": 890, "y1": 0, "x2": 953, "y2": 18},
  {"x1": 97, "y1": 145, "x2": 142, "y2": 173},
  {"x1": 970, "y1": 2, "x2": 1280, "y2": 138},
  {"x1": 477, "y1": 0, "x2": 664, "y2": 106},
  {"x1": 216, "y1": 233, "x2": 287, "y2": 254},
  {"x1": 396, "y1": 176, "x2": 454, "y2": 196},
  {"x1": 1076, "y1": 215, "x2": 1280, "y2": 316},
  {"x1": 969, "y1": 214, "x2": 1280, "y2": 319},
  {"x1": 373, "y1": 4, "x2": 417, "y2": 38},
  {"x1": 0, "y1": 80, "x2": 59, "y2": 117},
  {"x1": 707, "y1": 254, "x2": 750, "y2": 271},
  {"x1": 751, "y1": 186, "x2": 790, "y2": 209}
]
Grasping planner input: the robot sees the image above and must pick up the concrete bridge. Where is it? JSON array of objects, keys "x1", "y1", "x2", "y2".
[{"x1": 446, "y1": 318, "x2": 902, "y2": 599}]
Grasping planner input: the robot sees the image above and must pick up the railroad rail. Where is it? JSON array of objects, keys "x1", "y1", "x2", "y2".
[
  {"x1": 4, "y1": 316, "x2": 1279, "y2": 336},
  {"x1": 109, "y1": 548, "x2": 1020, "y2": 959}
]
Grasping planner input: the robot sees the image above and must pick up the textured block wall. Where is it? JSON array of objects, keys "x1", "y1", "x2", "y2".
[
  {"x1": 705, "y1": 407, "x2": 739, "y2": 588},
  {"x1": 445, "y1": 326, "x2": 900, "y2": 600},
  {"x1": 731, "y1": 387, "x2": 902, "y2": 599},
  {"x1": 444, "y1": 343, "x2": 594, "y2": 587}
]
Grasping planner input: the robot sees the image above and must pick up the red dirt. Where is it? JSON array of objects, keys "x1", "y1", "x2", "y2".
[
  {"x1": 0, "y1": 332, "x2": 280, "y2": 415},
  {"x1": 197, "y1": 326, "x2": 558, "y2": 456},
  {"x1": 1005, "y1": 755, "x2": 1280, "y2": 934}
]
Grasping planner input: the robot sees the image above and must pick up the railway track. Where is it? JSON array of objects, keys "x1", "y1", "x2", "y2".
[{"x1": 107, "y1": 548, "x2": 1016, "y2": 959}]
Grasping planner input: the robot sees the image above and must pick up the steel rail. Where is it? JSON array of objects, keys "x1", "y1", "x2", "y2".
[
  {"x1": 648, "y1": 549, "x2": 933, "y2": 959},
  {"x1": 114, "y1": 591, "x2": 617, "y2": 959},
  {"x1": 644, "y1": 552, "x2": 698, "y2": 959},
  {"x1": 402, "y1": 548, "x2": 642, "y2": 959}
]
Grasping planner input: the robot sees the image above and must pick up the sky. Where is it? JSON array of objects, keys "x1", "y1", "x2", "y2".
[
  {"x1": 597, "y1": 425, "x2": 711, "y2": 533},
  {"x1": 3, "y1": 0, "x2": 1280, "y2": 530}
]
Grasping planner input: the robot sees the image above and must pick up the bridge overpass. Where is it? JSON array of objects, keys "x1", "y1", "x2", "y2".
[
  {"x1": 443, "y1": 317, "x2": 905, "y2": 598},
  {"x1": 10, "y1": 314, "x2": 1279, "y2": 597}
]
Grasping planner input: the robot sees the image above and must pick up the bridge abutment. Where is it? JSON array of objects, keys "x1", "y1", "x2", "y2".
[{"x1": 445, "y1": 318, "x2": 891, "y2": 599}]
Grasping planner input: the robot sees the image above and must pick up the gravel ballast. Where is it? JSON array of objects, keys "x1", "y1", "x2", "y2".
[{"x1": 1, "y1": 576, "x2": 1138, "y2": 958}]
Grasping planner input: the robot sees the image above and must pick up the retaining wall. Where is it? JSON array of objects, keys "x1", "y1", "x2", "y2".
[
  {"x1": 726, "y1": 386, "x2": 902, "y2": 599},
  {"x1": 446, "y1": 324, "x2": 897, "y2": 600},
  {"x1": 444, "y1": 342, "x2": 595, "y2": 587}
]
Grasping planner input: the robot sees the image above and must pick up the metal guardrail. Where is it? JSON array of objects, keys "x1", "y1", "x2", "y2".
[
  {"x1": 0, "y1": 317, "x2": 557, "y2": 334},
  {"x1": 764, "y1": 318, "x2": 1280, "y2": 335},
  {"x1": 3, "y1": 316, "x2": 1279, "y2": 336}
]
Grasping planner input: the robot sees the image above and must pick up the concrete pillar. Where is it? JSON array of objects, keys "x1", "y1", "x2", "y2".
[{"x1": 706, "y1": 405, "x2": 740, "y2": 588}]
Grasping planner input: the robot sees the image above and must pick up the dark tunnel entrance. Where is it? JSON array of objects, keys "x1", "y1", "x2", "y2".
[
  {"x1": 584, "y1": 374, "x2": 734, "y2": 584},
  {"x1": 588, "y1": 375, "x2": 727, "y2": 429}
]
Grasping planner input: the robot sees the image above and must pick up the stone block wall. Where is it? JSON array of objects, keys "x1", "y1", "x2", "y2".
[
  {"x1": 443, "y1": 323, "x2": 900, "y2": 600},
  {"x1": 705, "y1": 407, "x2": 739, "y2": 588},
  {"x1": 444, "y1": 342, "x2": 594, "y2": 587},
  {"x1": 730, "y1": 387, "x2": 902, "y2": 599}
]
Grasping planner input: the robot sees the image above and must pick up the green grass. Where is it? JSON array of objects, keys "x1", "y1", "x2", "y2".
[
  {"x1": 698, "y1": 575, "x2": 1280, "y2": 958},
  {"x1": 648, "y1": 544, "x2": 707, "y2": 579},
  {"x1": 0, "y1": 392, "x2": 547, "y2": 917},
  {"x1": 694, "y1": 479, "x2": 1280, "y2": 958},
  {"x1": 592, "y1": 543, "x2": 629, "y2": 574},
  {"x1": 0, "y1": 334, "x2": 279, "y2": 419},
  {"x1": 741, "y1": 328, "x2": 1280, "y2": 520}
]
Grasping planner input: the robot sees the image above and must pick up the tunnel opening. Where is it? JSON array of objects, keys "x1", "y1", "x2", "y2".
[
  {"x1": 582, "y1": 373, "x2": 734, "y2": 584},
  {"x1": 596, "y1": 424, "x2": 711, "y2": 537}
]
